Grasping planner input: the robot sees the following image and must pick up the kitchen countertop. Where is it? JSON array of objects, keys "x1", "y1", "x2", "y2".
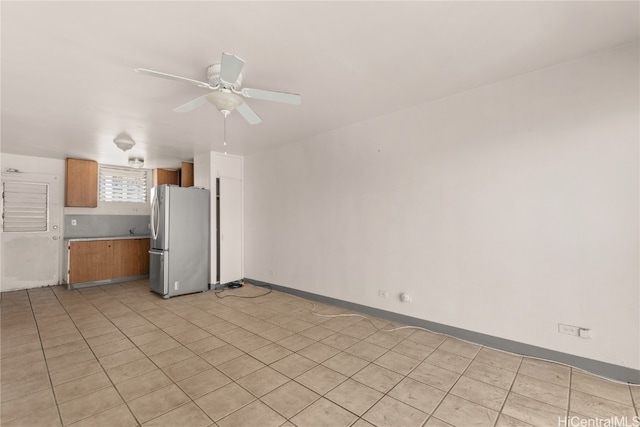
[{"x1": 64, "y1": 235, "x2": 151, "y2": 241}]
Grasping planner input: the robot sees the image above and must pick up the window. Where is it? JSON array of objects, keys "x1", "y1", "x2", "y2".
[
  {"x1": 99, "y1": 166, "x2": 147, "y2": 203},
  {"x1": 2, "y1": 181, "x2": 48, "y2": 232}
]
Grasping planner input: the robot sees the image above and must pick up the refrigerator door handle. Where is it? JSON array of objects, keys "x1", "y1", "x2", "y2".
[
  {"x1": 150, "y1": 193, "x2": 160, "y2": 241},
  {"x1": 149, "y1": 249, "x2": 164, "y2": 255}
]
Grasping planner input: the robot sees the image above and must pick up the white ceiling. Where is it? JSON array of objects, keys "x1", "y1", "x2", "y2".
[{"x1": 2, "y1": 1, "x2": 638, "y2": 170}]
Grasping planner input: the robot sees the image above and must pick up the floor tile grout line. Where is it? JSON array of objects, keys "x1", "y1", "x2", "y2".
[
  {"x1": 81, "y1": 287, "x2": 199, "y2": 426},
  {"x1": 180, "y1": 288, "x2": 323, "y2": 425},
  {"x1": 567, "y1": 389, "x2": 639, "y2": 423},
  {"x1": 78, "y1": 290, "x2": 180, "y2": 426},
  {"x1": 420, "y1": 339, "x2": 489, "y2": 427},
  {"x1": 25, "y1": 288, "x2": 66, "y2": 427},
  {"x1": 569, "y1": 371, "x2": 639, "y2": 417},
  {"x1": 352, "y1": 329, "x2": 444, "y2": 422},
  {"x1": 50, "y1": 285, "x2": 145, "y2": 427},
  {"x1": 317, "y1": 326, "x2": 455, "y2": 426},
  {"x1": 491, "y1": 351, "x2": 524, "y2": 427},
  {"x1": 208, "y1": 294, "x2": 372, "y2": 424},
  {"x1": 51, "y1": 284, "x2": 209, "y2": 424},
  {"x1": 76, "y1": 288, "x2": 227, "y2": 426},
  {"x1": 69, "y1": 282, "x2": 285, "y2": 426},
  {"x1": 631, "y1": 386, "x2": 639, "y2": 417}
]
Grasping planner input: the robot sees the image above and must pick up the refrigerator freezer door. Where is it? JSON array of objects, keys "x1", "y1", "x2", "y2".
[
  {"x1": 149, "y1": 249, "x2": 168, "y2": 297},
  {"x1": 150, "y1": 185, "x2": 170, "y2": 250},
  {"x1": 165, "y1": 187, "x2": 210, "y2": 296}
]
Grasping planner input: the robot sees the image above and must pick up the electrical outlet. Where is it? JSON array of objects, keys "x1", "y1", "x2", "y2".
[
  {"x1": 400, "y1": 292, "x2": 412, "y2": 302},
  {"x1": 558, "y1": 323, "x2": 590, "y2": 338},
  {"x1": 71, "y1": 219, "x2": 77, "y2": 226},
  {"x1": 378, "y1": 290, "x2": 389, "y2": 298},
  {"x1": 174, "y1": 281, "x2": 179, "y2": 290},
  {"x1": 558, "y1": 324, "x2": 580, "y2": 336}
]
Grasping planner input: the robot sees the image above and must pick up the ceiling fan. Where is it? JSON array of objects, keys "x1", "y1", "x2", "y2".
[{"x1": 135, "y1": 53, "x2": 302, "y2": 125}]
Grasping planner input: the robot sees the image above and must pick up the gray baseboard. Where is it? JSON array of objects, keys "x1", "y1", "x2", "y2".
[
  {"x1": 246, "y1": 278, "x2": 640, "y2": 384},
  {"x1": 66, "y1": 275, "x2": 149, "y2": 290}
]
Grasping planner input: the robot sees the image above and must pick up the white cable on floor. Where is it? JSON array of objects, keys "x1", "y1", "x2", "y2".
[
  {"x1": 238, "y1": 282, "x2": 639, "y2": 388},
  {"x1": 289, "y1": 293, "x2": 640, "y2": 388}
]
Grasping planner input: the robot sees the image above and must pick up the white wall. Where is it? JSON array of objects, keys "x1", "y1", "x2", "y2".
[
  {"x1": 1, "y1": 154, "x2": 65, "y2": 176},
  {"x1": 244, "y1": 43, "x2": 639, "y2": 370}
]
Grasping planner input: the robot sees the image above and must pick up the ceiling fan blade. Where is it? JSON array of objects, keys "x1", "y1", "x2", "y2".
[
  {"x1": 220, "y1": 53, "x2": 245, "y2": 85},
  {"x1": 135, "y1": 68, "x2": 211, "y2": 88},
  {"x1": 241, "y1": 87, "x2": 302, "y2": 105},
  {"x1": 173, "y1": 94, "x2": 209, "y2": 113},
  {"x1": 236, "y1": 102, "x2": 262, "y2": 125}
]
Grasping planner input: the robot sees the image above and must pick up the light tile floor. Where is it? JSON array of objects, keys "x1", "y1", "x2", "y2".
[{"x1": 1, "y1": 281, "x2": 638, "y2": 427}]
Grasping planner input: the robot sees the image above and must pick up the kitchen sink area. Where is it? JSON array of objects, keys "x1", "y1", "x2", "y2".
[
  {"x1": 63, "y1": 215, "x2": 152, "y2": 289},
  {"x1": 66, "y1": 235, "x2": 151, "y2": 241}
]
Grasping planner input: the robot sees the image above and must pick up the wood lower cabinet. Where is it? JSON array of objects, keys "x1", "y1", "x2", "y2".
[
  {"x1": 137, "y1": 238, "x2": 150, "y2": 275},
  {"x1": 67, "y1": 238, "x2": 150, "y2": 285},
  {"x1": 112, "y1": 240, "x2": 139, "y2": 278},
  {"x1": 68, "y1": 240, "x2": 113, "y2": 284}
]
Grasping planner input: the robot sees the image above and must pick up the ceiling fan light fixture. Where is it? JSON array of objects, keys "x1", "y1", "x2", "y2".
[
  {"x1": 114, "y1": 137, "x2": 135, "y2": 152},
  {"x1": 206, "y1": 91, "x2": 243, "y2": 114},
  {"x1": 136, "y1": 52, "x2": 301, "y2": 125},
  {"x1": 128, "y1": 157, "x2": 144, "y2": 168}
]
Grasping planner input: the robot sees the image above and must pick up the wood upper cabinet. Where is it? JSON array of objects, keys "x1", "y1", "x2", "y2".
[
  {"x1": 152, "y1": 164, "x2": 193, "y2": 187},
  {"x1": 152, "y1": 169, "x2": 179, "y2": 187},
  {"x1": 69, "y1": 240, "x2": 113, "y2": 283},
  {"x1": 65, "y1": 158, "x2": 98, "y2": 207},
  {"x1": 181, "y1": 162, "x2": 194, "y2": 187}
]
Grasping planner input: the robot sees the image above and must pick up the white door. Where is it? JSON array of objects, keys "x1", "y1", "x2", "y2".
[
  {"x1": 219, "y1": 177, "x2": 242, "y2": 284},
  {"x1": 1, "y1": 172, "x2": 62, "y2": 291}
]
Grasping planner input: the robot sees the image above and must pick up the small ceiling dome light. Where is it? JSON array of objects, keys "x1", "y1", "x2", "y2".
[
  {"x1": 114, "y1": 136, "x2": 135, "y2": 152},
  {"x1": 128, "y1": 158, "x2": 144, "y2": 168}
]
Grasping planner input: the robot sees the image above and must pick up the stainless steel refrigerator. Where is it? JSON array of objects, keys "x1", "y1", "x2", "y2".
[{"x1": 149, "y1": 185, "x2": 210, "y2": 298}]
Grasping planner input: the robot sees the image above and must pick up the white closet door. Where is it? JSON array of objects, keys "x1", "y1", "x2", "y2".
[{"x1": 219, "y1": 177, "x2": 242, "y2": 283}]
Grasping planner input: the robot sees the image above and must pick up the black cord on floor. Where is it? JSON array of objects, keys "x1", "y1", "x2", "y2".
[{"x1": 213, "y1": 281, "x2": 272, "y2": 299}]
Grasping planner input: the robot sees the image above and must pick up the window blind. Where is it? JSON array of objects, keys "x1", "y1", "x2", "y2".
[
  {"x1": 99, "y1": 166, "x2": 147, "y2": 203},
  {"x1": 2, "y1": 181, "x2": 48, "y2": 232}
]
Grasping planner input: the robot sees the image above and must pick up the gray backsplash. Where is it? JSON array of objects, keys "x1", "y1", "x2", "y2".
[{"x1": 64, "y1": 215, "x2": 151, "y2": 238}]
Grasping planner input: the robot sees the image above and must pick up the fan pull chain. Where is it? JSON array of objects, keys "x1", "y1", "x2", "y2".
[{"x1": 223, "y1": 113, "x2": 227, "y2": 155}]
